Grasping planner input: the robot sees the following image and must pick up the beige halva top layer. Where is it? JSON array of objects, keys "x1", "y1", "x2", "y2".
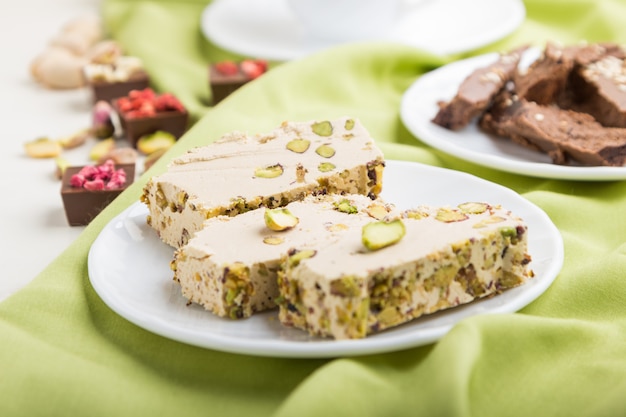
[{"x1": 142, "y1": 117, "x2": 385, "y2": 247}]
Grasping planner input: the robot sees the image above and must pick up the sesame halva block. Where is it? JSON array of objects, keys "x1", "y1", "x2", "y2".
[
  {"x1": 141, "y1": 117, "x2": 385, "y2": 248},
  {"x1": 278, "y1": 202, "x2": 533, "y2": 340},
  {"x1": 171, "y1": 194, "x2": 398, "y2": 319}
]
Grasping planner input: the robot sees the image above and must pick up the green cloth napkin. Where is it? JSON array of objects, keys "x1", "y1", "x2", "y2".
[{"x1": 2, "y1": 0, "x2": 626, "y2": 416}]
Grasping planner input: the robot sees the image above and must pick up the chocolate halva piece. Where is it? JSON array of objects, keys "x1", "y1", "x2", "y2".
[
  {"x1": 432, "y1": 46, "x2": 526, "y2": 130},
  {"x1": 482, "y1": 97, "x2": 626, "y2": 166},
  {"x1": 564, "y1": 53, "x2": 626, "y2": 127}
]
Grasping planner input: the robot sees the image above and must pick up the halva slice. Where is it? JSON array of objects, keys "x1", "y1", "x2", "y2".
[
  {"x1": 141, "y1": 117, "x2": 385, "y2": 247},
  {"x1": 278, "y1": 202, "x2": 533, "y2": 340},
  {"x1": 171, "y1": 194, "x2": 398, "y2": 319}
]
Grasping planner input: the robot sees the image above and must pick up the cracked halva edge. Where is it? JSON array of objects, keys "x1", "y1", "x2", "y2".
[
  {"x1": 171, "y1": 194, "x2": 398, "y2": 319},
  {"x1": 141, "y1": 117, "x2": 385, "y2": 248},
  {"x1": 278, "y1": 203, "x2": 533, "y2": 340}
]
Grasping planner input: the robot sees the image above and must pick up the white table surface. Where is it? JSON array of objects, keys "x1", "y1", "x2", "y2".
[{"x1": 1, "y1": 0, "x2": 103, "y2": 301}]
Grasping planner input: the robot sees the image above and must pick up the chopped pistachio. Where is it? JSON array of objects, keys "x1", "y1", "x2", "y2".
[
  {"x1": 311, "y1": 120, "x2": 333, "y2": 136},
  {"x1": 264, "y1": 208, "x2": 299, "y2": 231},
  {"x1": 287, "y1": 249, "x2": 317, "y2": 267},
  {"x1": 362, "y1": 219, "x2": 406, "y2": 250},
  {"x1": 286, "y1": 138, "x2": 310, "y2": 153},
  {"x1": 55, "y1": 157, "x2": 70, "y2": 179},
  {"x1": 435, "y1": 208, "x2": 469, "y2": 223},
  {"x1": 405, "y1": 209, "x2": 429, "y2": 220},
  {"x1": 345, "y1": 119, "x2": 355, "y2": 130},
  {"x1": 263, "y1": 236, "x2": 285, "y2": 245},
  {"x1": 473, "y1": 215, "x2": 506, "y2": 228},
  {"x1": 315, "y1": 144, "x2": 336, "y2": 158},
  {"x1": 334, "y1": 199, "x2": 358, "y2": 214},
  {"x1": 318, "y1": 162, "x2": 336, "y2": 172},
  {"x1": 254, "y1": 163, "x2": 284, "y2": 178},
  {"x1": 458, "y1": 202, "x2": 489, "y2": 214},
  {"x1": 366, "y1": 204, "x2": 389, "y2": 220}
]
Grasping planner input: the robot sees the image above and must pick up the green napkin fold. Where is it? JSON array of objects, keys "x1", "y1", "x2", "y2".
[{"x1": 2, "y1": 0, "x2": 626, "y2": 416}]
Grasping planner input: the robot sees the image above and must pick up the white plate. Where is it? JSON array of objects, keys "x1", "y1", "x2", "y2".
[
  {"x1": 201, "y1": 0, "x2": 525, "y2": 61},
  {"x1": 88, "y1": 160, "x2": 563, "y2": 358},
  {"x1": 400, "y1": 49, "x2": 626, "y2": 181}
]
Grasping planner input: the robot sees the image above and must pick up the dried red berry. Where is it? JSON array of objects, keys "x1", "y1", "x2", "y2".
[
  {"x1": 215, "y1": 61, "x2": 239, "y2": 76},
  {"x1": 241, "y1": 59, "x2": 267, "y2": 79}
]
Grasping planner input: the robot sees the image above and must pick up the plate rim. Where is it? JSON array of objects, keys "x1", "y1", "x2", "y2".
[
  {"x1": 201, "y1": 0, "x2": 526, "y2": 61},
  {"x1": 400, "y1": 51, "x2": 626, "y2": 181},
  {"x1": 88, "y1": 160, "x2": 563, "y2": 358}
]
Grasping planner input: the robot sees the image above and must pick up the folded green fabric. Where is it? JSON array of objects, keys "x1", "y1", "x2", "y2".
[{"x1": 2, "y1": 0, "x2": 626, "y2": 416}]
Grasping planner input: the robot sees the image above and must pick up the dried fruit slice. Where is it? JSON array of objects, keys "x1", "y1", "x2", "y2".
[
  {"x1": 362, "y1": 219, "x2": 406, "y2": 250},
  {"x1": 254, "y1": 163, "x2": 284, "y2": 178},
  {"x1": 264, "y1": 208, "x2": 299, "y2": 231},
  {"x1": 286, "y1": 138, "x2": 310, "y2": 153}
]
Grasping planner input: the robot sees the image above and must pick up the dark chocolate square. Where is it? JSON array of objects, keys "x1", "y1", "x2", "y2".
[
  {"x1": 90, "y1": 72, "x2": 151, "y2": 103},
  {"x1": 61, "y1": 163, "x2": 135, "y2": 226},
  {"x1": 209, "y1": 65, "x2": 250, "y2": 105},
  {"x1": 113, "y1": 103, "x2": 188, "y2": 148}
]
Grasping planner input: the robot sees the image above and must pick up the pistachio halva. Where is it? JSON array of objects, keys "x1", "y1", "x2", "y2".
[
  {"x1": 278, "y1": 202, "x2": 532, "y2": 339},
  {"x1": 141, "y1": 117, "x2": 385, "y2": 247},
  {"x1": 172, "y1": 194, "x2": 398, "y2": 319}
]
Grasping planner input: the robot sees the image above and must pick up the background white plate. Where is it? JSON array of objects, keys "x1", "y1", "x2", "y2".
[
  {"x1": 201, "y1": 0, "x2": 525, "y2": 61},
  {"x1": 400, "y1": 50, "x2": 626, "y2": 181},
  {"x1": 88, "y1": 160, "x2": 563, "y2": 358}
]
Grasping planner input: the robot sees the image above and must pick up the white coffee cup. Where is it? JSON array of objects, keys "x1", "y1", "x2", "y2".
[{"x1": 286, "y1": 0, "x2": 400, "y2": 42}]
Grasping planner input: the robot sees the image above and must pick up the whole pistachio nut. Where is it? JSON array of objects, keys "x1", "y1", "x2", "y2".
[
  {"x1": 264, "y1": 208, "x2": 299, "y2": 231},
  {"x1": 92, "y1": 100, "x2": 115, "y2": 139},
  {"x1": 362, "y1": 219, "x2": 406, "y2": 251},
  {"x1": 137, "y1": 130, "x2": 176, "y2": 155},
  {"x1": 89, "y1": 137, "x2": 115, "y2": 161},
  {"x1": 58, "y1": 128, "x2": 90, "y2": 149},
  {"x1": 24, "y1": 137, "x2": 62, "y2": 159}
]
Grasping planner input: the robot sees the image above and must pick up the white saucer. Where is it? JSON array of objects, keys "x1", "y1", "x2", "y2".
[{"x1": 201, "y1": 0, "x2": 526, "y2": 61}]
